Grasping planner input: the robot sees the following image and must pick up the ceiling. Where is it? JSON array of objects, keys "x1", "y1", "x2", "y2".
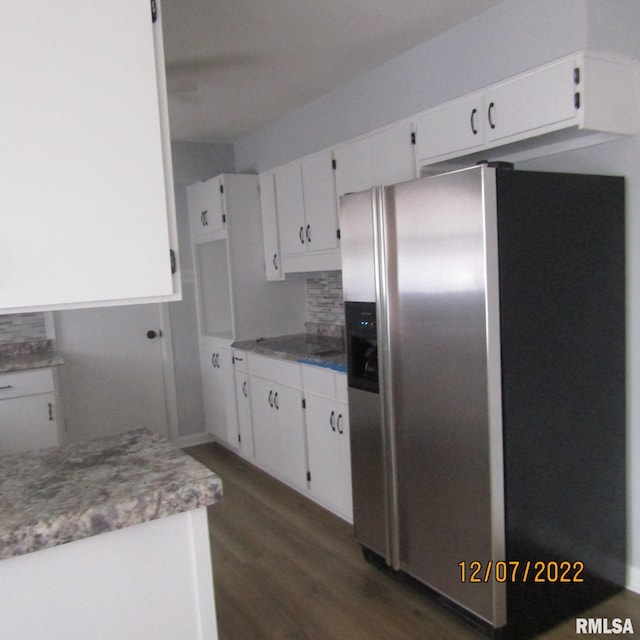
[{"x1": 161, "y1": 0, "x2": 503, "y2": 144}]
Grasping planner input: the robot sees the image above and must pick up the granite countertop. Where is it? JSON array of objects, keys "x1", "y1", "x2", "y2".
[
  {"x1": 0, "y1": 429, "x2": 223, "y2": 561},
  {"x1": 0, "y1": 339, "x2": 64, "y2": 373},
  {"x1": 232, "y1": 332, "x2": 347, "y2": 372}
]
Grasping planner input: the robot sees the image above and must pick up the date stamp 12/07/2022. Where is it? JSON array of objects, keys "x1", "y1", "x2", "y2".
[
  {"x1": 458, "y1": 561, "x2": 636, "y2": 635},
  {"x1": 458, "y1": 560, "x2": 585, "y2": 584}
]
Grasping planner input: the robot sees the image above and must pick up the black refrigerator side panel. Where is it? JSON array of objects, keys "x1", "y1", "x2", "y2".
[{"x1": 496, "y1": 169, "x2": 626, "y2": 638}]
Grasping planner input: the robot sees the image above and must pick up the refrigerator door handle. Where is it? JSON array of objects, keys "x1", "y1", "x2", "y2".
[{"x1": 373, "y1": 185, "x2": 401, "y2": 571}]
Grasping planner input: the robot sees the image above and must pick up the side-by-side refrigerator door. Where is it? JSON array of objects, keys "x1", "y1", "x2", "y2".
[
  {"x1": 339, "y1": 190, "x2": 388, "y2": 561},
  {"x1": 386, "y1": 166, "x2": 506, "y2": 627}
]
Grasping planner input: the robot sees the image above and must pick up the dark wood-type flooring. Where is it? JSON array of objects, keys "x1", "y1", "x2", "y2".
[{"x1": 186, "y1": 443, "x2": 639, "y2": 640}]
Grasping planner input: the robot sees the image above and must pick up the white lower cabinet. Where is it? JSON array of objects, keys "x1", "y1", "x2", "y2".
[
  {"x1": 303, "y1": 368, "x2": 352, "y2": 521},
  {"x1": 199, "y1": 339, "x2": 237, "y2": 447},
  {"x1": 233, "y1": 350, "x2": 254, "y2": 459},
  {"x1": 248, "y1": 355, "x2": 307, "y2": 491},
  {"x1": 0, "y1": 368, "x2": 61, "y2": 455},
  {"x1": 245, "y1": 354, "x2": 352, "y2": 521}
]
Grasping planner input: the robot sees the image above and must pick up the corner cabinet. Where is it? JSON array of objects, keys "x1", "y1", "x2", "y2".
[
  {"x1": 414, "y1": 52, "x2": 639, "y2": 167},
  {"x1": 2, "y1": 0, "x2": 180, "y2": 313}
]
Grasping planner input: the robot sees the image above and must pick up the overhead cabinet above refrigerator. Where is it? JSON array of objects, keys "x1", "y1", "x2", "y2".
[{"x1": 340, "y1": 164, "x2": 626, "y2": 639}]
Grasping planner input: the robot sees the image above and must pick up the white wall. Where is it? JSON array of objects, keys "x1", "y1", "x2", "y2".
[
  {"x1": 232, "y1": 0, "x2": 640, "y2": 588},
  {"x1": 169, "y1": 142, "x2": 235, "y2": 438}
]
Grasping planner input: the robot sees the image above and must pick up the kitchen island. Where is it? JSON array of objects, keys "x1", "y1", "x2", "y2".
[{"x1": 0, "y1": 428, "x2": 223, "y2": 640}]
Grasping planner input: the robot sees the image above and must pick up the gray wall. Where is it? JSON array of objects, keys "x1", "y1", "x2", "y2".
[
  {"x1": 231, "y1": 0, "x2": 640, "y2": 587},
  {"x1": 169, "y1": 142, "x2": 235, "y2": 438}
]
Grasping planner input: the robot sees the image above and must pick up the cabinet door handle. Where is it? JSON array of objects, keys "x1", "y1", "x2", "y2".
[
  {"x1": 242, "y1": 381, "x2": 248, "y2": 397},
  {"x1": 487, "y1": 102, "x2": 496, "y2": 130},
  {"x1": 268, "y1": 390, "x2": 274, "y2": 407},
  {"x1": 305, "y1": 225, "x2": 311, "y2": 243},
  {"x1": 274, "y1": 392, "x2": 279, "y2": 410},
  {"x1": 299, "y1": 226, "x2": 305, "y2": 244},
  {"x1": 329, "y1": 410, "x2": 336, "y2": 432},
  {"x1": 273, "y1": 253, "x2": 278, "y2": 270},
  {"x1": 211, "y1": 353, "x2": 216, "y2": 367},
  {"x1": 337, "y1": 413, "x2": 344, "y2": 434},
  {"x1": 201, "y1": 210, "x2": 208, "y2": 227},
  {"x1": 470, "y1": 107, "x2": 478, "y2": 135},
  {"x1": 48, "y1": 402, "x2": 54, "y2": 421}
]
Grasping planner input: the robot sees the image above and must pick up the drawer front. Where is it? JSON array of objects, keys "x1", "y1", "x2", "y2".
[
  {"x1": 302, "y1": 365, "x2": 336, "y2": 399},
  {"x1": 0, "y1": 368, "x2": 55, "y2": 399},
  {"x1": 248, "y1": 353, "x2": 301, "y2": 388}
]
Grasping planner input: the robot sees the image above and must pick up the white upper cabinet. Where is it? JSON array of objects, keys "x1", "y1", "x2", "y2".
[
  {"x1": 334, "y1": 121, "x2": 416, "y2": 197},
  {"x1": 1, "y1": 0, "x2": 180, "y2": 313},
  {"x1": 483, "y1": 57, "x2": 578, "y2": 145},
  {"x1": 258, "y1": 172, "x2": 284, "y2": 281},
  {"x1": 187, "y1": 176, "x2": 226, "y2": 238},
  {"x1": 300, "y1": 151, "x2": 340, "y2": 253},
  {"x1": 414, "y1": 94, "x2": 485, "y2": 165},
  {"x1": 415, "y1": 52, "x2": 639, "y2": 167},
  {"x1": 273, "y1": 152, "x2": 341, "y2": 273},
  {"x1": 275, "y1": 161, "x2": 307, "y2": 257}
]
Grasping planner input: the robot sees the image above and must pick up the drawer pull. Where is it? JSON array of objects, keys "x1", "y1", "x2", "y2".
[{"x1": 0, "y1": 385, "x2": 13, "y2": 391}]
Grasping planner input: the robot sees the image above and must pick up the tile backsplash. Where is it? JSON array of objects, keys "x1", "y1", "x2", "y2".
[
  {"x1": 306, "y1": 271, "x2": 344, "y2": 327},
  {"x1": 0, "y1": 313, "x2": 47, "y2": 345}
]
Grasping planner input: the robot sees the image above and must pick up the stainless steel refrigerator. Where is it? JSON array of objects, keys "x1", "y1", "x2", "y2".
[{"x1": 340, "y1": 164, "x2": 626, "y2": 638}]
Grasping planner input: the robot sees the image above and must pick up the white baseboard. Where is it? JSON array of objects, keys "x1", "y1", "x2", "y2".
[
  {"x1": 178, "y1": 432, "x2": 215, "y2": 449},
  {"x1": 628, "y1": 563, "x2": 640, "y2": 594}
]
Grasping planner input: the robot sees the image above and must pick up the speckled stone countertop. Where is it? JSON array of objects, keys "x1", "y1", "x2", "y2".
[
  {"x1": 0, "y1": 429, "x2": 223, "y2": 561},
  {"x1": 0, "y1": 340, "x2": 64, "y2": 373},
  {"x1": 232, "y1": 333, "x2": 347, "y2": 372}
]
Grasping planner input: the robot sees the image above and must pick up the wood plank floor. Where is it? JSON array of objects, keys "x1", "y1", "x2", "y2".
[{"x1": 186, "y1": 443, "x2": 639, "y2": 639}]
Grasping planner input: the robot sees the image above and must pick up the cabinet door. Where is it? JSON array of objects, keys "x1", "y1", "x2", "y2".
[
  {"x1": 219, "y1": 346, "x2": 238, "y2": 446},
  {"x1": 306, "y1": 394, "x2": 352, "y2": 519},
  {"x1": 335, "y1": 121, "x2": 415, "y2": 196},
  {"x1": 485, "y1": 58, "x2": 577, "y2": 144},
  {"x1": 0, "y1": 393, "x2": 59, "y2": 455},
  {"x1": 2, "y1": 1, "x2": 178, "y2": 312},
  {"x1": 259, "y1": 172, "x2": 284, "y2": 280},
  {"x1": 187, "y1": 181, "x2": 209, "y2": 235},
  {"x1": 306, "y1": 394, "x2": 341, "y2": 507},
  {"x1": 274, "y1": 384, "x2": 307, "y2": 491},
  {"x1": 188, "y1": 177, "x2": 225, "y2": 237},
  {"x1": 202, "y1": 176, "x2": 226, "y2": 233},
  {"x1": 414, "y1": 93, "x2": 484, "y2": 163},
  {"x1": 200, "y1": 345, "x2": 227, "y2": 442},
  {"x1": 275, "y1": 162, "x2": 307, "y2": 257},
  {"x1": 235, "y1": 371, "x2": 254, "y2": 458},
  {"x1": 334, "y1": 401, "x2": 353, "y2": 520},
  {"x1": 300, "y1": 151, "x2": 339, "y2": 252},
  {"x1": 250, "y1": 376, "x2": 279, "y2": 472}
]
